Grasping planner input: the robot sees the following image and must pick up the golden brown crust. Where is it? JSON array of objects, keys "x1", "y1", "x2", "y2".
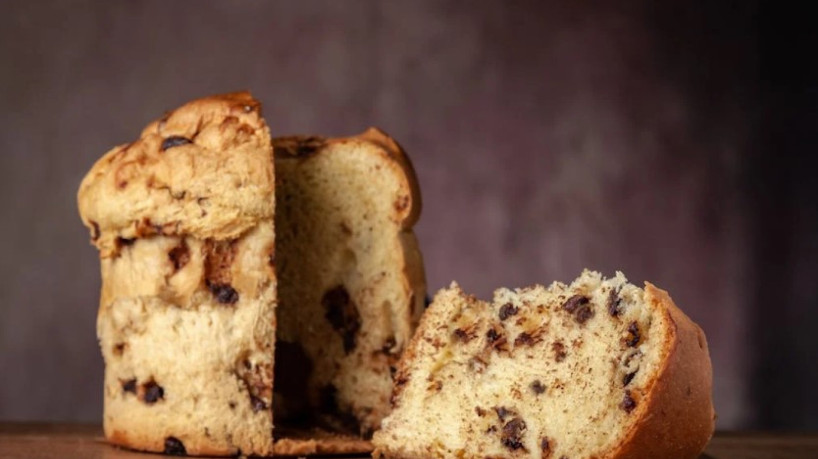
[
  {"x1": 353, "y1": 128, "x2": 427, "y2": 334},
  {"x1": 78, "y1": 91, "x2": 274, "y2": 257},
  {"x1": 610, "y1": 283, "x2": 715, "y2": 459}
]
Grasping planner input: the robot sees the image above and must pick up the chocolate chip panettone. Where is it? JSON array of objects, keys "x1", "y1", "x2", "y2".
[
  {"x1": 78, "y1": 92, "x2": 277, "y2": 456},
  {"x1": 373, "y1": 270, "x2": 715, "y2": 459},
  {"x1": 273, "y1": 130, "x2": 426, "y2": 443}
]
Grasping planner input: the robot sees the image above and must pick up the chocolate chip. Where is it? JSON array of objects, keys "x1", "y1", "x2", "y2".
[
  {"x1": 121, "y1": 378, "x2": 136, "y2": 394},
  {"x1": 626, "y1": 322, "x2": 641, "y2": 347},
  {"x1": 501, "y1": 417, "x2": 527, "y2": 451},
  {"x1": 552, "y1": 341, "x2": 567, "y2": 362},
  {"x1": 228, "y1": 401, "x2": 236, "y2": 409},
  {"x1": 562, "y1": 295, "x2": 589, "y2": 313},
  {"x1": 113, "y1": 343, "x2": 126, "y2": 356},
  {"x1": 530, "y1": 380, "x2": 545, "y2": 394},
  {"x1": 514, "y1": 332, "x2": 534, "y2": 346},
  {"x1": 168, "y1": 241, "x2": 190, "y2": 271},
  {"x1": 541, "y1": 437, "x2": 553, "y2": 457},
  {"x1": 623, "y1": 371, "x2": 637, "y2": 386},
  {"x1": 499, "y1": 303, "x2": 519, "y2": 320},
  {"x1": 161, "y1": 136, "x2": 192, "y2": 151},
  {"x1": 251, "y1": 395, "x2": 267, "y2": 413},
  {"x1": 453, "y1": 328, "x2": 475, "y2": 343},
  {"x1": 485, "y1": 326, "x2": 508, "y2": 352},
  {"x1": 476, "y1": 407, "x2": 487, "y2": 417},
  {"x1": 208, "y1": 283, "x2": 239, "y2": 304},
  {"x1": 621, "y1": 390, "x2": 637, "y2": 413},
  {"x1": 574, "y1": 303, "x2": 594, "y2": 324},
  {"x1": 486, "y1": 327, "x2": 501, "y2": 343},
  {"x1": 607, "y1": 289, "x2": 622, "y2": 317},
  {"x1": 142, "y1": 380, "x2": 164, "y2": 404},
  {"x1": 163, "y1": 436, "x2": 186, "y2": 455},
  {"x1": 322, "y1": 286, "x2": 362, "y2": 354}
]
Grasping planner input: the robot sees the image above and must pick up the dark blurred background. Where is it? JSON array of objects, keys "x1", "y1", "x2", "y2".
[{"x1": 1, "y1": 0, "x2": 816, "y2": 431}]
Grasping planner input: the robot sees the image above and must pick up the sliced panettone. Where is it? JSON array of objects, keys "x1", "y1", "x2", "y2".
[
  {"x1": 373, "y1": 270, "x2": 714, "y2": 459},
  {"x1": 273, "y1": 129, "x2": 426, "y2": 440}
]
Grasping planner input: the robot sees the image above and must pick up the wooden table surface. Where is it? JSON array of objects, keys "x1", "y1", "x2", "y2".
[{"x1": 2, "y1": 423, "x2": 818, "y2": 458}]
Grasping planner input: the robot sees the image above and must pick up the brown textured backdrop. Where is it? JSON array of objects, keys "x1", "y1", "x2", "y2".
[{"x1": 1, "y1": 0, "x2": 816, "y2": 430}]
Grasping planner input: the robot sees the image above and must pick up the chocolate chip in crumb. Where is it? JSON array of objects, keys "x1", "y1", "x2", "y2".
[
  {"x1": 486, "y1": 327, "x2": 501, "y2": 343},
  {"x1": 208, "y1": 283, "x2": 239, "y2": 304},
  {"x1": 623, "y1": 371, "x2": 637, "y2": 386},
  {"x1": 530, "y1": 380, "x2": 546, "y2": 394},
  {"x1": 541, "y1": 437, "x2": 553, "y2": 457},
  {"x1": 607, "y1": 289, "x2": 623, "y2": 317},
  {"x1": 121, "y1": 378, "x2": 136, "y2": 394},
  {"x1": 161, "y1": 136, "x2": 192, "y2": 151},
  {"x1": 562, "y1": 294, "x2": 589, "y2": 313},
  {"x1": 514, "y1": 332, "x2": 535, "y2": 346},
  {"x1": 453, "y1": 327, "x2": 475, "y2": 343},
  {"x1": 499, "y1": 303, "x2": 519, "y2": 320},
  {"x1": 322, "y1": 285, "x2": 362, "y2": 354},
  {"x1": 476, "y1": 407, "x2": 487, "y2": 417},
  {"x1": 142, "y1": 380, "x2": 164, "y2": 404},
  {"x1": 163, "y1": 436, "x2": 186, "y2": 455},
  {"x1": 552, "y1": 341, "x2": 567, "y2": 362},
  {"x1": 621, "y1": 390, "x2": 637, "y2": 413},
  {"x1": 228, "y1": 401, "x2": 236, "y2": 409},
  {"x1": 501, "y1": 417, "x2": 527, "y2": 451},
  {"x1": 574, "y1": 303, "x2": 594, "y2": 324},
  {"x1": 626, "y1": 321, "x2": 641, "y2": 347},
  {"x1": 168, "y1": 241, "x2": 190, "y2": 271}
]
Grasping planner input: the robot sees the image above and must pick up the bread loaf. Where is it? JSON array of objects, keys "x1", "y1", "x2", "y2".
[{"x1": 78, "y1": 93, "x2": 427, "y2": 456}]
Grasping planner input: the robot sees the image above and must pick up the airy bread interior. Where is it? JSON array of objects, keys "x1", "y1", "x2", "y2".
[
  {"x1": 273, "y1": 132, "x2": 424, "y2": 437},
  {"x1": 375, "y1": 270, "x2": 671, "y2": 458}
]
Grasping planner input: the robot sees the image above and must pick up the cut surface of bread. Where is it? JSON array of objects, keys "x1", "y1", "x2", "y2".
[
  {"x1": 273, "y1": 129, "x2": 426, "y2": 439},
  {"x1": 79, "y1": 92, "x2": 277, "y2": 456},
  {"x1": 373, "y1": 270, "x2": 714, "y2": 459}
]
